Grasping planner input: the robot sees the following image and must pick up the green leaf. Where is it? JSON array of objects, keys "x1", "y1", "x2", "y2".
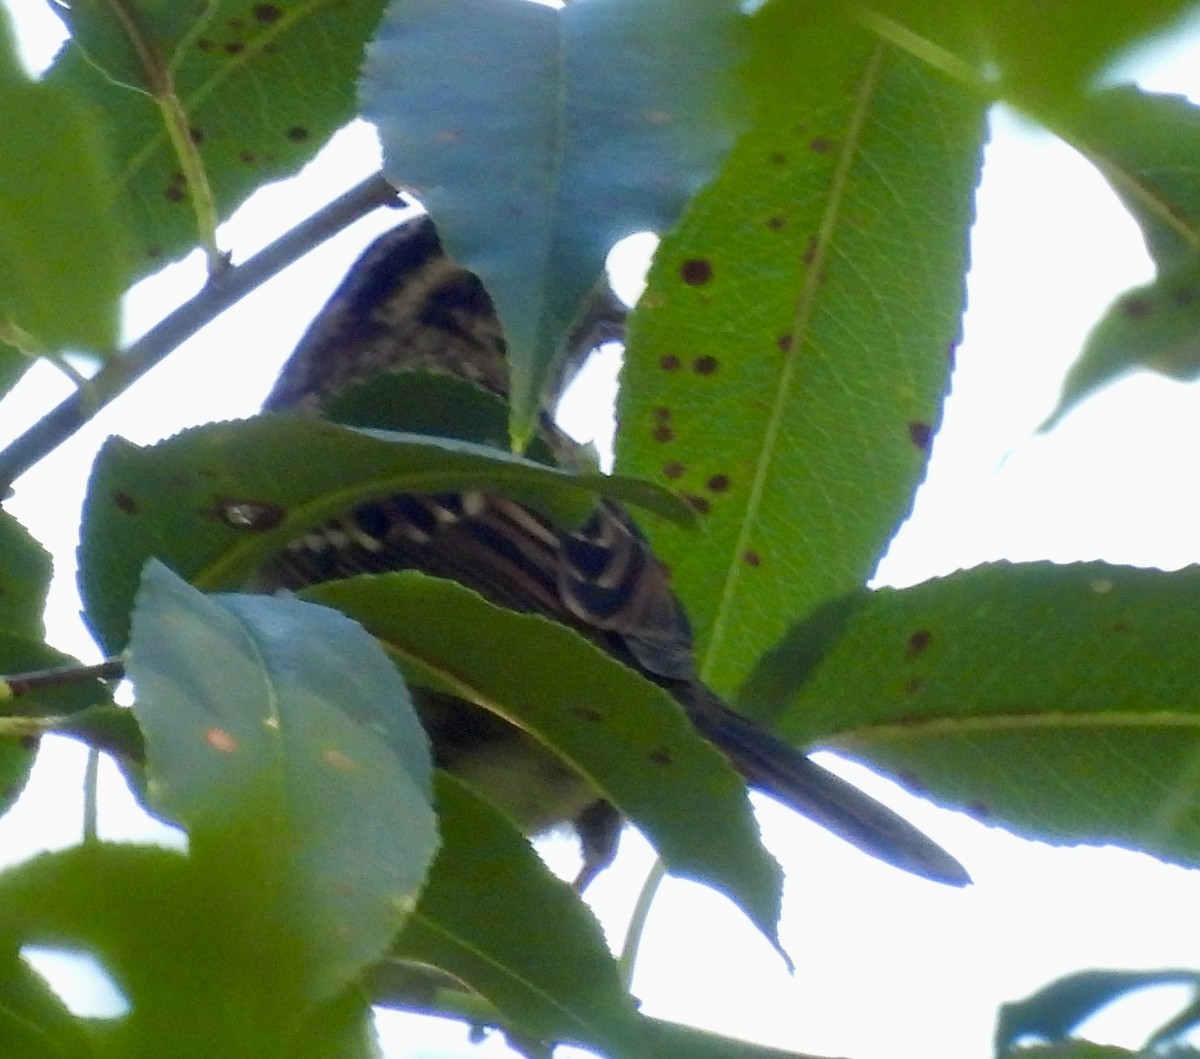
[
  {"x1": 44, "y1": 0, "x2": 388, "y2": 276},
  {"x1": 1039, "y1": 257, "x2": 1200, "y2": 431},
  {"x1": 617, "y1": 32, "x2": 984, "y2": 695},
  {"x1": 393, "y1": 774, "x2": 651, "y2": 1058},
  {"x1": 851, "y1": 0, "x2": 1198, "y2": 105},
  {"x1": 361, "y1": 0, "x2": 748, "y2": 440},
  {"x1": 0, "y1": 511, "x2": 52, "y2": 639},
  {"x1": 1058, "y1": 87, "x2": 1200, "y2": 271},
  {"x1": 0, "y1": 945, "x2": 99, "y2": 1058},
  {"x1": 0, "y1": 636, "x2": 113, "y2": 822},
  {"x1": 78, "y1": 415, "x2": 693, "y2": 652},
  {"x1": 0, "y1": 9, "x2": 124, "y2": 354},
  {"x1": 304, "y1": 571, "x2": 786, "y2": 953},
  {"x1": 995, "y1": 969, "x2": 1200, "y2": 1054},
  {"x1": 743, "y1": 561, "x2": 1200, "y2": 868},
  {"x1": 0, "y1": 843, "x2": 379, "y2": 1058},
  {"x1": 127, "y1": 561, "x2": 437, "y2": 1005}
]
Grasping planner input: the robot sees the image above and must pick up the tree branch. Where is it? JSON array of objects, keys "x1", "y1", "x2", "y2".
[{"x1": 0, "y1": 171, "x2": 405, "y2": 492}]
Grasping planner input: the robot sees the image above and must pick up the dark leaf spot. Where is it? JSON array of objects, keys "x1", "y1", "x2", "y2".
[
  {"x1": 189, "y1": 126, "x2": 205, "y2": 144},
  {"x1": 659, "y1": 354, "x2": 681, "y2": 372},
  {"x1": 224, "y1": 40, "x2": 246, "y2": 55},
  {"x1": 286, "y1": 126, "x2": 310, "y2": 142},
  {"x1": 777, "y1": 332, "x2": 794, "y2": 352},
  {"x1": 765, "y1": 215, "x2": 787, "y2": 230},
  {"x1": 571, "y1": 706, "x2": 604, "y2": 723},
  {"x1": 662, "y1": 461, "x2": 685, "y2": 479},
  {"x1": 693, "y1": 355, "x2": 718, "y2": 376},
  {"x1": 906, "y1": 629, "x2": 932, "y2": 659},
  {"x1": 253, "y1": 3, "x2": 283, "y2": 21},
  {"x1": 215, "y1": 499, "x2": 285, "y2": 531},
  {"x1": 679, "y1": 258, "x2": 713, "y2": 286},
  {"x1": 1172, "y1": 285, "x2": 1198, "y2": 307},
  {"x1": 146, "y1": 244, "x2": 164, "y2": 260},
  {"x1": 743, "y1": 550, "x2": 761, "y2": 567},
  {"x1": 1120, "y1": 294, "x2": 1153, "y2": 319},
  {"x1": 802, "y1": 235, "x2": 819, "y2": 266},
  {"x1": 648, "y1": 746, "x2": 672, "y2": 766},
  {"x1": 652, "y1": 426, "x2": 674, "y2": 443},
  {"x1": 768, "y1": 151, "x2": 787, "y2": 166},
  {"x1": 653, "y1": 406, "x2": 671, "y2": 422},
  {"x1": 196, "y1": 37, "x2": 215, "y2": 51},
  {"x1": 706, "y1": 474, "x2": 730, "y2": 493},
  {"x1": 239, "y1": 150, "x2": 258, "y2": 165},
  {"x1": 903, "y1": 676, "x2": 923, "y2": 694},
  {"x1": 907, "y1": 421, "x2": 933, "y2": 450},
  {"x1": 684, "y1": 494, "x2": 711, "y2": 514},
  {"x1": 114, "y1": 490, "x2": 138, "y2": 515},
  {"x1": 809, "y1": 136, "x2": 834, "y2": 154}
]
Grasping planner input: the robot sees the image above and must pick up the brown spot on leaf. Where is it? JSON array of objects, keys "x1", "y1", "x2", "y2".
[
  {"x1": 693, "y1": 355, "x2": 718, "y2": 376},
  {"x1": 706, "y1": 474, "x2": 730, "y2": 493},
  {"x1": 765, "y1": 215, "x2": 787, "y2": 231},
  {"x1": 286, "y1": 126, "x2": 310, "y2": 142},
  {"x1": 906, "y1": 629, "x2": 932, "y2": 658},
  {"x1": 196, "y1": 37, "x2": 215, "y2": 51},
  {"x1": 652, "y1": 425, "x2": 674, "y2": 443},
  {"x1": 322, "y1": 749, "x2": 358, "y2": 771},
  {"x1": 572, "y1": 706, "x2": 604, "y2": 723},
  {"x1": 769, "y1": 151, "x2": 787, "y2": 166},
  {"x1": 662, "y1": 461, "x2": 685, "y2": 479},
  {"x1": 679, "y1": 258, "x2": 713, "y2": 286},
  {"x1": 253, "y1": 2, "x2": 283, "y2": 21},
  {"x1": 224, "y1": 40, "x2": 246, "y2": 55},
  {"x1": 206, "y1": 727, "x2": 238, "y2": 752},
  {"x1": 802, "y1": 235, "x2": 819, "y2": 267},
  {"x1": 907, "y1": 421, "x2": 933, "y2": 450},
  {"x1": 653, "y1": 406, "x2": 671, "y2": 422},
  {"x1": 114, "y1": 490, "x2": 138, "y2": 515},
  {"x1": 189, "y1": 126, "x2": 205, "y2": 144},
  {"x1": 777, "y1": 332, "x2": 794, "y2": 352},
  {"x1": 684, "y1": 494, "x2": 711, "y2": 514},
  {"x1": 1120, "y1": 294, "x2": 1153, "y2": 319},
  {"x1": 215, "y1": 499, "x2": 285, "y2": 531},
  {"x1": 809, "y1": 136, "x2": 834, "y2": 154},
  {"x1": 743, "y1": 550, "x2": 761, "y2": 567},
  {"x1": 648, "y1": 746, "x2": 672, "y2": 766},
  {"x1": 660, "y1": 354, "x2": 681, "y2": 372}
]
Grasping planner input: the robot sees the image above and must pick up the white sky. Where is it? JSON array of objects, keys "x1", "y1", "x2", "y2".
[{"x1": 6, "y1": 5, "x2": 1200, "y2": 1059}]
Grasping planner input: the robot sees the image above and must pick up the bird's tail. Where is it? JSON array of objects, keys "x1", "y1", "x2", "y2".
[{"x1": 691, "y1": 691, "x2": 970, "y2": 887}]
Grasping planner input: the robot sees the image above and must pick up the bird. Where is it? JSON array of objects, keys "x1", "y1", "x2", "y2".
[{"x1": 255, "y1": 213, "x2": 970, "y2": 889}]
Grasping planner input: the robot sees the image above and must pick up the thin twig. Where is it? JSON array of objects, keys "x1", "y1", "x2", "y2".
[
  {"x1": 0, "y1": 172, "x2": 405, "y2": 491},
  {"x1": 0, "y1": 658, "x2": 125, "y2": 697}
]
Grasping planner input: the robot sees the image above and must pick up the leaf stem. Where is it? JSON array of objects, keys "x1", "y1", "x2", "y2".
[
  {"x1": 0, "y1": 172, "x2": 404, "y2": 491},
  {"x1": 618, "y1": 857, "x2": 666, "y2": 987}
]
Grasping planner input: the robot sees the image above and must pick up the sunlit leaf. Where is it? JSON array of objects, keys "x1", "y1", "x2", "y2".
[{"x1": 618, "y1": 26, "x2": 984, "y2": 695}]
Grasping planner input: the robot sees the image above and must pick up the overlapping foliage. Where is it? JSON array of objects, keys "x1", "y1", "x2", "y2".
[{"x1": 0, "y1": 1, "x2": 1198, "y2": 1056}]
